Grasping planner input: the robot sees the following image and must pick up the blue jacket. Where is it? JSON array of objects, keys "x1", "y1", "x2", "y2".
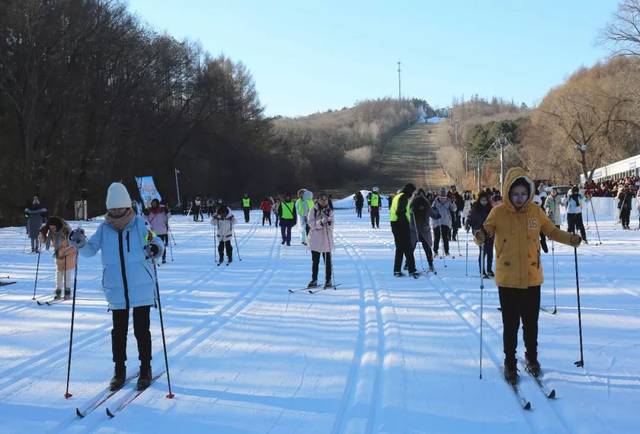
[{"x1": 79, "y1": 216, "x2": 164, "y2": 310}]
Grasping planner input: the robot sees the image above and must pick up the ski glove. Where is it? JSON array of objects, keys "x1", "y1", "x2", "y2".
[
  {"x1": 144, "y1": 243, "x2": 160, "y2": 260},
  {"x1": 68, "y1": 229, "x2": 86, "y2": 248},
  {"x1": 569, "y1": 234, "x2": 582, "y2": 247}
]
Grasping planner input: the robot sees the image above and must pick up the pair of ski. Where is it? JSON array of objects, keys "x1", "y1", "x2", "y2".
[
  {"x1": 216, "y1": 261, "x2": 232, "y2": 267},
  {"x1": 509, "y1": 359, "x2": 556, "y2": 411},
  {"x1": 288, "y1": 284, "x2": 342, "y2": 294},
  {"x1": 36, "y1": 296, "x2": 69, "y2": 306},
  {"x1": 76, "y1": 370, "x2": 165, "y2": 418}
]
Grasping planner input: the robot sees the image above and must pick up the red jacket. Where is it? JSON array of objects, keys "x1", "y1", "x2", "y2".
[{"x1": 260, "y1": 200, "x2": 272, "y2": 212}]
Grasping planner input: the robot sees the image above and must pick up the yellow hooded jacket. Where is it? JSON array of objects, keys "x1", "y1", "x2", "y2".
[{"x1": 476, "y1": 167, "x2": 574, "y2": 289}]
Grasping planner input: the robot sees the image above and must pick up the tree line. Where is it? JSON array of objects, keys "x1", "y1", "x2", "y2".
[
  {"x1": 0, "y1": 0, "x2": 426, "y2": 226},
  {"x1": 437, "y1": 0, "x2": 640, "y2": 189}
]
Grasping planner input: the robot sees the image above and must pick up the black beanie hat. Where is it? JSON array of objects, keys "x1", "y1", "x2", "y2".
[
  {"x1": 509, "y1": 177, "x2": 531, "y2": 196},
  {"x1": 403, "y1": 183, "x2": 416, "y2": 195}
]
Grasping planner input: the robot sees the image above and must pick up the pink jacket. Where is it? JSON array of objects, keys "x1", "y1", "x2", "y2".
[{"x1": 307, "y1": 205, "x2": 334, "y2": 253}]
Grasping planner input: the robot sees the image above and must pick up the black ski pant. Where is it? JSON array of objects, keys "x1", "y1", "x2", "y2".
[
  {"x1": 356, "y1": 205, "x2": 363, "y2": 218},
  {"x1": 243, "y1": 208, "x2": 250, "y2": 223},
  {"x1": 391, "y1": 221, "x2": 416, "y2": 273},
  {"x1": 478, "y1": 237, "x2": 494, "y2": 273},
  {"x1": 414, "y1": 236, "x2": 434, "y2": 267},
  {"x1": 262, "y1": 211, "x2": 272, "y2": 226},
  {"x1": 112, "y1": 306, "x2": 152, "y2": 368},
  {"x1": 498, "y1": 286, "x2": 540, "y2": 365},
  {"x1": 274, "y1": 212, "x2": 280, "y2": 226},
  {"x1": 218, "y1": 240, "x2": 232, "y2": 262},
  {"x1": 370, "y1": 206, "x2": 380, "y2": 228},
  {"x1": 451, "y1": 212, "x2": 461, "y2": 241},
  {"x1": 311, "y1": 251, "x2": 332, "y2": 282},
  {"x1": 433, "y1": 225, "x2": 451, "y2": 255},
  {"x1": 159, "y1": 234, "x2": 168, "y2": 261},
  {"x1": 567, "y1": 213, "x2": 587, "y2": 241},
  {"x1": 280, "y1": 220, "x2": 294, "y2": 245},
  {"x1": 620, "y1": 208, "x2": 631, "y2": 228},
  {"x1": 193, "y1": 206, "x2": 201, "y2": 222}
]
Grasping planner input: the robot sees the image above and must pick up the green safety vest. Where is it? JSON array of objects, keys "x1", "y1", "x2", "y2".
[
  {"x1": 370, "y1": 192, "x2": 379, "y2": 207},
  {"x1": 242, "y1": 198, "x2": 250, "y2": 208},
  {"x1": 390, "y1": 193, "x2": 409, "y2": 222},
  {"x1": 281, "y1": 201, "x2": 295, "y2": 220},
  {"x1": 295, "y1": 198, "x2": 303, "y2": 214},
  {"x1": 306, "y1": 199, "x2": 314, "y2": 212}
]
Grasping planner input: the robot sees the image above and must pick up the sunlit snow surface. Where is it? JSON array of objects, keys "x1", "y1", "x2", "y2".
[{"x1": 0, "y1": 207, "x2": 638, "y2": 434}]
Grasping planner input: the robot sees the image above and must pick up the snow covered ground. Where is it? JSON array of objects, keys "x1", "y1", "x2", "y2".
[{"x1": 0, "y1": 209, "x2": 639, "y2": 434}]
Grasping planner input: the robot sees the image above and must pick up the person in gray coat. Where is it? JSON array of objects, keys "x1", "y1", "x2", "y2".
[
  {"x1": 431, "y1": 187, "x2": 457, "y2": 257},
  {"x1": 24, "y1": 196, "x2": 47, "y2": 253}
]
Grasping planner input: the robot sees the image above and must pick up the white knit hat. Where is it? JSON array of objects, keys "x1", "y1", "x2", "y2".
[{"x1": 106, "y1": 182, "x2": 132, "y2": 209}]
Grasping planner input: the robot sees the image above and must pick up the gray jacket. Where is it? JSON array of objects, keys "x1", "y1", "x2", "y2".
[{"x1": 431, "y1": 197, "x2": 457, "y2": 228}]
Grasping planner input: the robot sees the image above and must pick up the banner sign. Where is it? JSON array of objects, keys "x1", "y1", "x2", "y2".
[{"x1": 135, "y1": 176, "x2": 162, "y2": 207}]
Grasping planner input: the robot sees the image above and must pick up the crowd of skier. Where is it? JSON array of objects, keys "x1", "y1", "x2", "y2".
[{"x1": 17, "y1": 166, "x2": 640, "y2": 397}]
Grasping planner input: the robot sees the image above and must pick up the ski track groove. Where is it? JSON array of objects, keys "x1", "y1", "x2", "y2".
[
  {"x1": 363, "y1": 228, "x2": 542, "y2": 434},
  {"x1": 330, "y1": 229, "x2": 384, "y2": 434},
  {"x1": 0, "y1": 222, "x2": 261, "y2": 401}
]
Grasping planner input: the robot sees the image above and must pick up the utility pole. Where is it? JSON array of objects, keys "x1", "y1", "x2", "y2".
[
  {"x1": 500, "y1": 137, "x2": 505, "y2": 193},
  {"x1": 174, "y1": 168, "x2": 182, "y2": 207},
  {"x1": 397, "y1": 61, "x2": 402, "y2": 100},
  {"x1": 477, "y1": 157, "x2": 481, "y2": 192}
]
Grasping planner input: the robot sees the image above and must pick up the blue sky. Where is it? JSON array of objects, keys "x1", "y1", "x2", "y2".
[{"x1": 126, "y1": 0, "x2": 619, "y2": 117}]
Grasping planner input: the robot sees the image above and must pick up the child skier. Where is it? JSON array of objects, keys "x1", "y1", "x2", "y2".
[
  {"x1": 212, "y1": 205, "x2": 235, "y2": 265},
  {"x1": 68, "y1": 182, "x2": 165, "y2": 391},
  {"x1": 307, "y1": 193, "x2": 334, "y2": 288},
  {"x1": 431, "y1": 187, "x2": 457, "y2": 257},
  {"x1": 39, "y1": 216, "x2": 77, "y2": 299},
  {"x1": 145, "y1": 199, "x2": 171, "y2": 264},
  {"x1": 474, "y1": 168, "x2": 581, "y2": 385},
  {"x1": 466, "y1": 191, "x2": 494, "y2": 278}
]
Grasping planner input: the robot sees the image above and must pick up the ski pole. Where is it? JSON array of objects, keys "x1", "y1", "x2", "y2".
[
  {"x1": 64, "y1": 257, "x2": 79, "y2": 399},
  {"x1": 168, "y1": 233, "x2": 174, "y2": 263},
  {"x1": 479, "y1": 244, "x2": 484, "y2": 380},
  {"x1": 589, "y1": 200, "x2": 602, "y2": 245},
  {"x1": 411, "y1": 214, "x2": 425, "y2": 272},
  {"x1": 233, "y1": 226, "x2": 242, "y2": 261},
  {"x1": 465, "y1": 229, "x2": 469, "y2": 277},
  {"x1": 152, "y1": 261, "x2": 175, "y2": 398},
  {"x1": 573, "y1": 247, "x2": 585, "y2": 368},
  {"x1": 32, "y1": 249, "x2": 42, "y2": 300},
  {"x1": 551, "y1": 240, "x2": 557, "y2": 314}
]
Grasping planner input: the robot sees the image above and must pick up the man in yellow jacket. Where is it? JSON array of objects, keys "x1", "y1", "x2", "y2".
[{"x1": 474, "y1": 167, "x2": 581, "y2": 385}]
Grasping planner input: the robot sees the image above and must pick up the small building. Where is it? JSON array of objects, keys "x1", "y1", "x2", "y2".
[{"x1": 580, "y1": 153, "x2": 640, "y2": 184}]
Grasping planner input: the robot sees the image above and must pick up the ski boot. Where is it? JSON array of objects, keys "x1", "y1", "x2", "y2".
[
  {"x1": 110, "y1": 364, "x2": 126, "y2": 391},
  {"x1": 410, "y1": 272, "x2": 420, "y2": 279},
  {"x1": 54, "y1": 289, "x2": 63, "y2": 300},
  {"x1": 324, "y1": 280, "x2": 334, "y2": 289},
  {"x1": 525, "y1": 352, "x2": 541, "y2": 377},
  {"x1": 64, "y1": 288, "x2": 71, "y2": 300},
  {"x1": 217, "y1": 258, "x2": 224, "y2": 266},
  {"x1": 428, "y1": 264, "x2": 436, "y2": 274},
  {"x1": 487, "y1": 270, "x2": 495, "y2": 278},
  {"x1": 137, "y1": 365, "x2": 152, "y2": 391},
  {"x1": 504, "y1": 359, "x2": 518, "y2": 385},
  {"x1": 394, "y1": 271, "x2": 405, "y2": 277},
  {"x1": 307, "y1": 280, "x2": 318, "y2": 288}
]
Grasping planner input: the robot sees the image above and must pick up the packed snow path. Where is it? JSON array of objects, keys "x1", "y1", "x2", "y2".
[{"x1": 0, "y1": 210, "x2": 638, "y2": 434}]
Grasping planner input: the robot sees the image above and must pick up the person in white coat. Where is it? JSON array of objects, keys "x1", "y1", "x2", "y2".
[{"x1": 212, "y1": 205, "x2": 236, "y2": 265}]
